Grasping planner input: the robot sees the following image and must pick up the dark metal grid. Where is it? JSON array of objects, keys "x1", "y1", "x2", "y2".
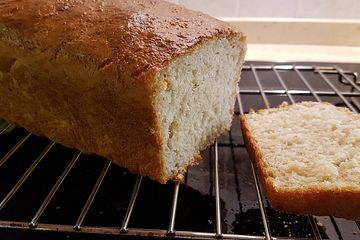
[{"x1": 0, "y1": 64, "x2": 359, "y2": 240}]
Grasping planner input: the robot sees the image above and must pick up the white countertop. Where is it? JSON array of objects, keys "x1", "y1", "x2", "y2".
[
  {"x1": 221, "y1": 18, "x2": 360, "y2": 63},
  {"x1": 246, "y1": 44, "x2": 360, "y2": 63}
]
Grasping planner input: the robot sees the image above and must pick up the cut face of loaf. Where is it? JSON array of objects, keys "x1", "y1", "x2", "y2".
[
  {"x1": 156, "y1": 38, "x2": 245, "y2": 179},
  {"x1": 240, "y1": 102, "x2": 360, "y2": 220},
  {"x1": 0, "y1": 0, "x2": 246, "y2": 183}
]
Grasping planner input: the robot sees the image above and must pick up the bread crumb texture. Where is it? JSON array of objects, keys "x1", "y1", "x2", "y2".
[
  {"x1": 156, "y1": 37, "x2": 245, "y2": 178},
  {"x1": 244, "y1": 101, "x2": 360, "y2": 190}
]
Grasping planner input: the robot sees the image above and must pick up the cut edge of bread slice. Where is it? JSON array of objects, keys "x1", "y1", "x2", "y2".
[{"x1": 240, "y1": 101, "x2": 360, "y2": 220}]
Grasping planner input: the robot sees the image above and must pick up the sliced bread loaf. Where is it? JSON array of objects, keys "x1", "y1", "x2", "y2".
[
  {"x1": 0, "y1": 0, "x2": 246, "y2": 183},
  {"x1": 240, "y1": 101, "x2": 360, "y2": 220}
]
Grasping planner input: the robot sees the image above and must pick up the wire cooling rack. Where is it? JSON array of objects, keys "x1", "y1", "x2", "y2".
[{"x1": 0, "y1": 63, "x2": 359, "y2": 240}]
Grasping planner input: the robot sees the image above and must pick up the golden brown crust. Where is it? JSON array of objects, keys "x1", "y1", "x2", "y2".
[
  {"x1": 0, "y1": 0, "x2": 240, "y2": 81},
  {"x1": 0, "y1": 0, "x2": 242, "y2": 184},
  {"x1": 240, "y1": 114, "x2": 360, "y2": 220},
  {"x1": 0, "y1": 44, "x2": 166, "y2": 182}
]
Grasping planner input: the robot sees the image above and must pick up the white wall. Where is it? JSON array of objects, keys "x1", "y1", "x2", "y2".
[{"x1": 168, "y1": 0, "x2": 360, "y2": 19}]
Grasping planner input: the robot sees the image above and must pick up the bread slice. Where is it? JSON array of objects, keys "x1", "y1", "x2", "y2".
[
  {"x1": 240, "y1": 101, "x2": 360, "y2": 220},
  {"x1": 0, "y1": 0, "x2": 246, "y2": 183}
]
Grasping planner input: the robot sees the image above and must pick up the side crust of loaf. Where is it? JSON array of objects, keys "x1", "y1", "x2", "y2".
[{"x1": 240, "y1": 104, "x2": 360, "y2": 220}]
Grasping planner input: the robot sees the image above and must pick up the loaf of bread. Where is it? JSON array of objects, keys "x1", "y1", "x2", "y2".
[
  {"x1": 0, "y1": 0, "x2": 246, "y2": 183},
  {"x1": 240, "y1": 102, "x2": 360, "y2": 220}
]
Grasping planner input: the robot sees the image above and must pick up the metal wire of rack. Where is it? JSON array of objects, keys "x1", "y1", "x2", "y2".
[{"x1": 0, "y1": 63, "x2": 359, "y2": 240}]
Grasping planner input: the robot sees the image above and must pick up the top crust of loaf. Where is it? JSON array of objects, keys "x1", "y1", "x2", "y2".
[{"x1": 0, "y1": 0, "x2": 243, "y2": 81}]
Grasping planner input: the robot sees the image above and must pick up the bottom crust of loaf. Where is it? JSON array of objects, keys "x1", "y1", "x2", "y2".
[
  {"x1": 170, "y1": 154, "x2": 202, "y2": 182},
  {"x1": 240, "y1": 115, "x2": 360, "y2": 221}
]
